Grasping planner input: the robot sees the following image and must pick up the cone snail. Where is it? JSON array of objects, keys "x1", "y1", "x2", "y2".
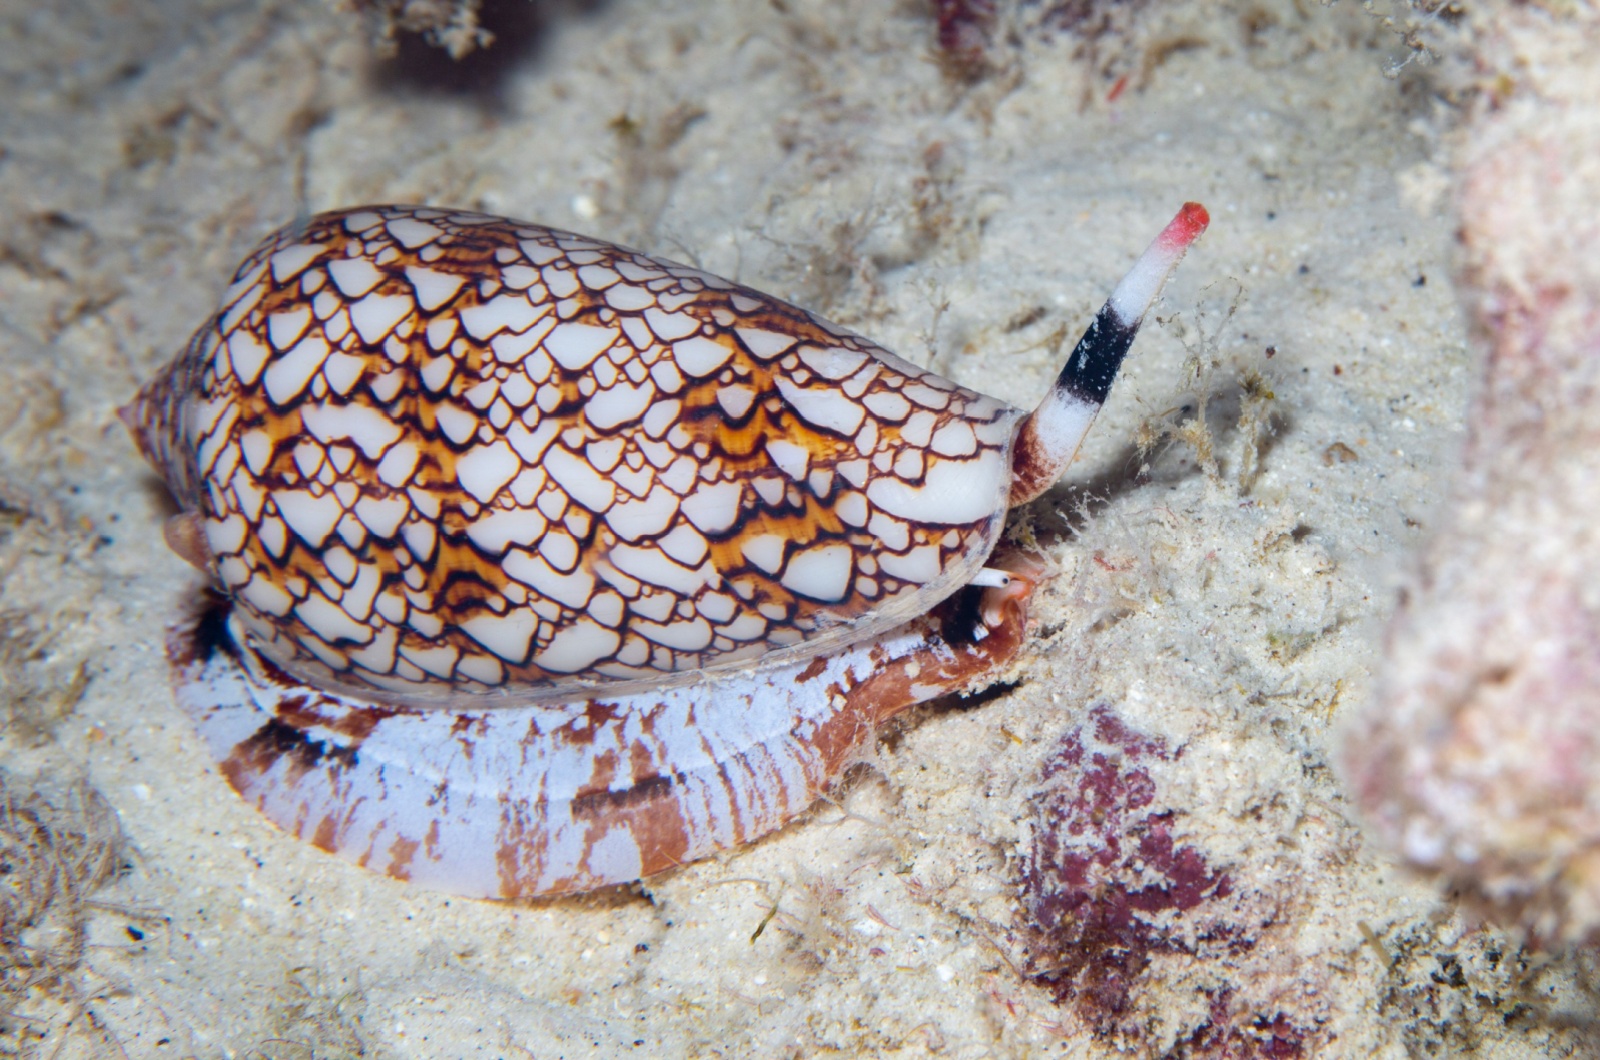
[{"x1": 124, "y1": 202, "x2": 1209, "y2": 898}]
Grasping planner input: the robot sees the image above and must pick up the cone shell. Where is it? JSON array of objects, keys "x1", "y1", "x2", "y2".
[{"x1": 126, "y1": 206, "x2": 1027, "y2": 708}]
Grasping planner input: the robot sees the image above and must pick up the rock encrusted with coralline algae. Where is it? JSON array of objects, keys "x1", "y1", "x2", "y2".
[{"x1": 1346, "y1": 1, "x2": 1600, "y2": 945}]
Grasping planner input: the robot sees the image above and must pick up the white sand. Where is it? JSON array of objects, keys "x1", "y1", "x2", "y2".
[{"x1": 1, "y1": 0, "x2": 1590, "y2": 1055}]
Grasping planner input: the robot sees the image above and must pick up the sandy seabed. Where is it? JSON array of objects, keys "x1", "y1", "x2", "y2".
[{"x1": 1, "y1": 0, "x2": 1595, "y2": 1056}]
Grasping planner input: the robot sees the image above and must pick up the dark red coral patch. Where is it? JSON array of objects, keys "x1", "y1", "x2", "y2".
[
  {"x1": 1021, "y1": 705, "x2": 1230, "y2": 1021},
  {"x1": 1017, "y1": 704, "x2": 1315, "y2": 1055}
]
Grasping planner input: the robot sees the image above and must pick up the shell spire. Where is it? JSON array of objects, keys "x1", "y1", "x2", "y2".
[{"x1": 1008, "y1": 202, "x2": 1210, "y2": 504}]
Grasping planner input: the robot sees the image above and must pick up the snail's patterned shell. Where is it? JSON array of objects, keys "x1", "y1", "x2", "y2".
[{"x1": 130, "y1": 206, "x2": 1021, "y2": 707}]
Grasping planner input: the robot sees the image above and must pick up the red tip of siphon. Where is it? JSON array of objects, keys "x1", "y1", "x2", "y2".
[{"x1": 1159, "y1": 202, "x2": 1210, "y2": 252}]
